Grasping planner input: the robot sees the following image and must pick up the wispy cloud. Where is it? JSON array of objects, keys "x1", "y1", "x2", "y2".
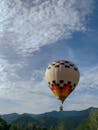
[
  {"x1": 64, "y1": 65, "x2": 98, "y2": 110},
  {"x1": 0, "y1": 0, "x2": 94, "y2": 55},
  {"x1": 0, "y1": 0, "x2": 96, "y2": 113},
  {"x1": 79, "y1": 66, "x2": 98, "y2": 89},
  {"x1": 0, "y1": 63, "x2": 98, "y2": 113},
  {"x1": 0, "y1": 73, "x2": 56, "y2": 113}
]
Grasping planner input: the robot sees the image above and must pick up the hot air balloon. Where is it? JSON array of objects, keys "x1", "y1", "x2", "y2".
[{"x1": 45, "y1": 60, "x2": 80, "y2": 111}]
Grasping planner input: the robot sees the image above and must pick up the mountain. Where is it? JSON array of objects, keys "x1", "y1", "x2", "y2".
[
  {"x1": 0, "y1": 107, "x2": 98, "y2": 130},
  {"x1": 37, "y1": 108, "x2": 90, "y2": 119},
  {"x1": 11, "y1": 114, "x2": 40, "y2": 129},
  {"x1": 76, "y1": 108, "x2": 98, "y2": 130},
  {"x1": 1, "y1": 113, "x2": 19, "y2": 124},
  {"x1": 0, "y1": 108, "x2": 89, "y2": 123},
  {"x1": 0, "y1": 117, "x2": 9, "y2": 130}
]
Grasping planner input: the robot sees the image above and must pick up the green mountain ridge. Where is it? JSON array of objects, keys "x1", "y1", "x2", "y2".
[
  {"x1": 1, "y1": 113, "x2": 19, "y2": 124},
  {"x1": 1, "y1": 107, "x2": 95, "y2": 123},
  {"x1": 0, "y1": 107, "x2": 98, "y2": 130},
  {"x1": 76, "y1": 108, "x2": 98, "y2": 130}
]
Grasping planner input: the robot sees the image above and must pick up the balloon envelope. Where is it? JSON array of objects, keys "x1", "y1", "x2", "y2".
[{"x1": 45, "y1": 60, "x2": 80, "y2": 103}]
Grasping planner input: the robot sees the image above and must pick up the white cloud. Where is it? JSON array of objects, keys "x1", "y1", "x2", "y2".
[
  {"x1": 63, "y1": 66, "x2": 98, "y2": 111},
  {"x1": 79, "y1": 66, "x2": 98, "y2": 89},
  {"x1": 0, "y1": 57, "x2": 65, "y2": 113},
  {"x1": 0, "y1": 61, "x2": 98, "y2": 113},
  {"x1": 0, "y1": 0, "x2": 96, "y2": 113},
  {"x1": 0, "y1": 0, "x2": 94, "y2": 55},
  {"x1": 0, "y1": 58, "x2": 8, "y2": 83},
  {"x1": 0, "y1": 73, "x2": 56, "y2": 113}
]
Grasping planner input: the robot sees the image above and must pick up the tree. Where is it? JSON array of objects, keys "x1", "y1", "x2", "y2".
[
  {"x1": 9, "y1": 125, "x2": 18, "y2": 130},
  {"x1": 0, "y1": 117, "x2": 9, "y2": 130}
]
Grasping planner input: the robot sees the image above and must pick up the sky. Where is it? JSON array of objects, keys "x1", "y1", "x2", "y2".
[{"x1": 0, "y1": 0, "x2": 98, "y2": 114}]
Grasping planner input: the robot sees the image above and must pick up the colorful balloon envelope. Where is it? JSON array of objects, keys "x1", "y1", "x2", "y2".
[{"x1": 45, "y1": 60, "x2": 80, "y2": 104}]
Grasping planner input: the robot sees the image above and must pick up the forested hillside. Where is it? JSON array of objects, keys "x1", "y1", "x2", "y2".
[{"x1": 0, "y1": 107, "x2": 98, "y2": 130}]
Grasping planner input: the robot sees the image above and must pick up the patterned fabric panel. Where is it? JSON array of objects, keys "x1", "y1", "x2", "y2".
[{"x1": 49, "y1": 82, "x2": 73, "y2": 103}]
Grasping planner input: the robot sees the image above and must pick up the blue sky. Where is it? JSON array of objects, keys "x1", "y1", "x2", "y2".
[{"x1": 0, "y1": 0, "x2": 98, "y2": 114}]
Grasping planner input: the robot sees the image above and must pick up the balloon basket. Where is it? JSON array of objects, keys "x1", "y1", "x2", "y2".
[{"x1": 59, "y1": 105, "x2": 63, "y2": 111}]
